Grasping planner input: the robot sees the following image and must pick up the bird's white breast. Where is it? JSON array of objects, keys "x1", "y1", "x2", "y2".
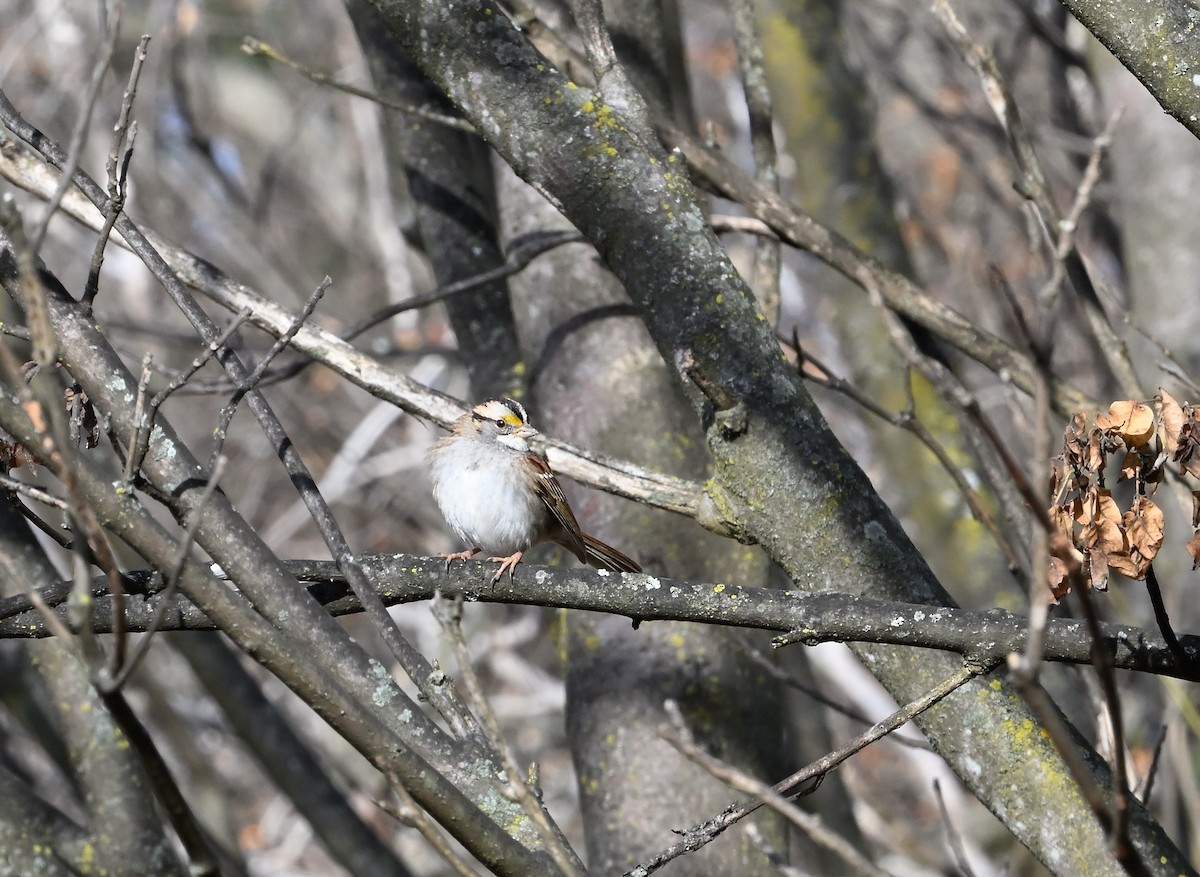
[{"x1": 429, "y1": 439, "x2": 545, "y2": 556}]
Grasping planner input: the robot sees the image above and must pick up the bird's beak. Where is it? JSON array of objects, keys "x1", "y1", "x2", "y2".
[{"x1": 514, "y1": 424, "x2": 539, "y2": 440}]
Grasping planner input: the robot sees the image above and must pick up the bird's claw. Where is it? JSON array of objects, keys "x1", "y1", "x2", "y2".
[
  {"x1": 439, "y1": 548, "x2": 480, "y2": 572},
  {"x1": 487, "y1": 552, "x2": 524, "y2": 584}
]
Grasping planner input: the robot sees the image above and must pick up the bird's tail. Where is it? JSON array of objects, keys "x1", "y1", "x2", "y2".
[{"x1": 581, "y1": 532, "x2": 641, "y2": 573}]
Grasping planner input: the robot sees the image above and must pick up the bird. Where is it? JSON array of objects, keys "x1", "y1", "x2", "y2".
[{"x1": 427, "y1": 398, "x2": 641, "y2": 582}]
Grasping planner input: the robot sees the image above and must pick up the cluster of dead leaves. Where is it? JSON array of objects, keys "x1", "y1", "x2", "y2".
[
  {"x1": 0, "y1": 371, "x2": 100, "y2": 476},
  {"x1": 1048, "y1": 390, "x2": 1200, "y2": 597}
]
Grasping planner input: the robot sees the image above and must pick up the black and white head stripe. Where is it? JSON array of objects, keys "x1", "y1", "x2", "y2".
[{"x1": 471, "y1": 398, "x2": 528, "y2": 427}]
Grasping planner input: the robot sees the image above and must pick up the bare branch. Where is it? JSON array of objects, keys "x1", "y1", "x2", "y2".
[
  {"x1": 729, "y1": 0, "x2": 781, "y2": 324},
  {"x1": 209, "y1": 278, "x2": 330, "y2": 468},
  {"x1": 656, "y1": 119, "x2": 1095, "y2": 419},
  {"x1": 378, "y1": 778, "x2": 487, "y2": 877},
  {"x1": 630, "y1": 662, "x2": 987, "y2": 875},
  {"x1": 241, "y1": 37, "x2": 476, "y2": 132},
  {"x1": 83, "y1": 33, "x2": 151, "y2": 309},
  {"x1": 931, "y1": 0, "x2": 1139, "y2": 398},
  {"x1": 124, "y1": 311, "x2": 250, "y2": 484},
  {"x1": 104, "y1": 456, "x2": 228, "y2": 693},
  {"x1": 432, "y1": 593, "x2": 584, "y2": 877},
  {"x1": 17, "y1": 557, "x2": 1191, "y2": 681},
  {"x1": 27, "y1": 6, "x2": 120, "y2": 256},
  {"x1": 660, "y1": 700, "x2": 887, "y2": 877}
]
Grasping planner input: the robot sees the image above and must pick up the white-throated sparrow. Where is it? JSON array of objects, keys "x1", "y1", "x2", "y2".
[{"x1": 428, "y1": 398, "x2": 641, "y2": 582}]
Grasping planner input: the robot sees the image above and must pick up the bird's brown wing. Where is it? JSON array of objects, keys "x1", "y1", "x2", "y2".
[{"x1": 524, "y1": 451, "x2": 588, "y2": 562}]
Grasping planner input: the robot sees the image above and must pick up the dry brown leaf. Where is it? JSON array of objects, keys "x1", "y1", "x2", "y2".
[
  {"x1": 1048, "y1": 455, "x2": 1065, "y2": 500},
  {"x1": 1189, "y1": 531, "x2": 1200, "y2": 570},
  {"x1": 1063, "y1": 412, "x2": 1086, "y2": 463},
  {"x1": 1085, "y1": 428, "x2": 1106, "y2": 472},
  {"x1": 1126, "y1": 496, "x2": 1164, "y2": 564},
  {"x1": 1049, "y1": 505, "x2": 1074, "y2": 539},
  {"x1": 0, "y1": 441, "x2": 33, "y2": 471},
  {"x1": 1192, "y1": 491, "x2": 1200, "y2": 529},
  {"x1": 1177, "y1": 415, "x2": 1200, "y2": 478},
  {"x1": 1088, "y1": 548, "x2": 1110, "y2": 591},
  {"x1": 1157, "y1": 388, "x2": 1184, "y2": 456},
  {"x1": 1076, "y1": 486, "x2": 1122, "y2": 527},
  {"x1": 1096, "y1": 401, "x2": 1155, "y2": 447},
  {"x1": 1094, "y1": 519, "x2": 1126, "y2": 555},
  {"x1": 1047, "y1": 557, "x2": 1069, "y2": 600},
  {"x1": 1106, "y1": 550, "x2": 1143, "y2": 580},
  {"x1": 65, "y1": 386, "x2": 100, "y2": 450}
]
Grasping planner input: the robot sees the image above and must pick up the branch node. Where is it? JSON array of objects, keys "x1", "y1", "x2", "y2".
[{"x1": 695, "y1": 486, "x2": 756, "y2": 544}]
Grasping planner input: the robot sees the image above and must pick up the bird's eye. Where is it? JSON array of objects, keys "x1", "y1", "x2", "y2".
[{"x1": 495, "y1": 419, "x2": 507, "y2": 429}]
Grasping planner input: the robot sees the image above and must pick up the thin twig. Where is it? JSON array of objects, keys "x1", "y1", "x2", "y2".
[
  {"x1": 570, "y1": 0, "x2": 619, "y2": 81},
  {"x1": 660, "y1": 700, "x2": 887, "y2": 877},
  {"x1": 742, "y1": 823, "x2": 805, "y2": 877},
  {"x1": 627, "y1": 661, "x2": 989, "y2": 876},
  {"x1": 1135, "y1": 724, "x2": 1167, "y2": 806},
  {"x1": 122, "y1": 352, "x2": 154, "y2": 484},
  {"x1": 176, "y1": 230, "x2": 584, "y2": 395},
  {"x1": 568, "y1": 0, "x2": 652, "y2": 137},
  {"x1": 1124, "y1": 320, "x2": 1200, "y2": 398},
  {"x1": 1145, "y1": 565, "x2": 1184, "y2": 666},
  {"x1": 729, "y1": 0, "x2": 781, "y2": 324},
  {"x1": 432, "y1": 593, "x2": 585, "y2": 877},
  {"x1": 18, "y1": 570, "x2": 81, "y2": 652},
  {"x1": 27, "y1": 6, "x2": 121, "y2": 256},
  {"x1": 709, "y1": 214, "x2": 778, "y2": 238},
  {"x1": 15, "y1": 501, "x2": 74, "y2": 549},
  {"x1": 241, "y1": 37, "x2": 476, "y2": 132},
  {"x1": 209, "y1": 278, "x2": 330, "y2": 469},
  {"x1": 124, "y1": 310, "x2": 251, "y2": 483},
  {"x1": 793, "y1": 338, "x2": 1022, "y2": 576},
  {"x1": 730, "y1": 631, "x2": 930, "y2": 751},
  {"x1": 1071, "y1": 581, "x2": 1141, "y2": 871},
  {"x1": 0, "y1": 473, "x2": 68, "y2": 510},
  {"x1": 0, "y1": 198, "x2": 128, "y2": 675},
  {"x1": 1036, "y1": 107, "x2": 1123, "y2": 313},
  {"x1": 83, "y1": 33, "x2": 151, "y2": 309},
  {"x1": 378, "y1": 776, "x2": 486, "y2": 877},
  {"x1": 341, "y1": 231, "x2": 584, "y2": 339},
  {"x1": 103, "y1": 456, "x2": 227, "y2": 692},
  {"x1": 932, "y1": 778, "x2": 977, "y2": 877},
  {"x1": 1008, "y1": 290, "x2": 1053, "y2": 685},
  {"x1": 932, "y1": 0, "x2": 1139, "y2": 398},
  {"x1": 1007, "y1": 675, "x2": 1108, "y2": 815}
]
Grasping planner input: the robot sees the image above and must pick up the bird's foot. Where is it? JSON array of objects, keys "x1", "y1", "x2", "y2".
[
  {"x1": 439, "y1": 548, "x2": 480, "y2": 571},
  {"x1": 486, "y1": 551, "x2": 524, "y2": 583}
]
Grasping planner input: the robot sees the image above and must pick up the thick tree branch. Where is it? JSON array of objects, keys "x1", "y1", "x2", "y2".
[
  {"x1": 1056, "y1": 0, "x2": 1200, "y2": 140},
  {"x1": 5, "y1": 554, "x2": 1197, "y2": 682}
]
